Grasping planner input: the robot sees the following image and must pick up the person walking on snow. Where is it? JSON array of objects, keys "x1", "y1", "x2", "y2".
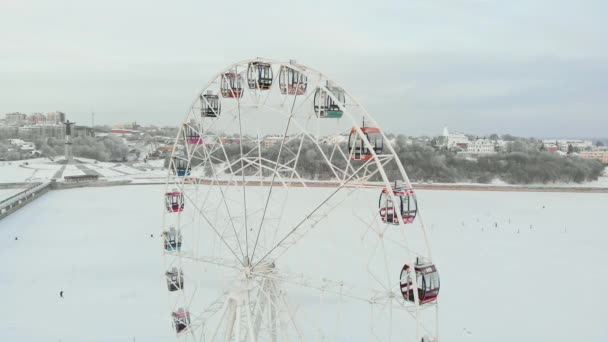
[{"x1": 60, "y1": 290, "x2": 63, "y2": 298}]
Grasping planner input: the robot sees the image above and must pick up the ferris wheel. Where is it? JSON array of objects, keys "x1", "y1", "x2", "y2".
[{"x1": 161, "y1": 58, "x2": 440, "y2": 342}]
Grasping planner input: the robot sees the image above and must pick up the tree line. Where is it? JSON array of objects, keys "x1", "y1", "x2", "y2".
[{"x1": 193, "y1": 135, "x2": 605, "y2": 185}]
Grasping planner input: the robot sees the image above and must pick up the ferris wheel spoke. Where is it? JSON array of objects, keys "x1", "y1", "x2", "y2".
[
  {"x1": 253, "y1": 158, "x2": 375, "y2": 266},
  {"x1": 179, "y1": 253, "x2": 242, "y2": 271},
  {"x1": 249, "y1": 91, "x2": 300, "y2": 264},
  {"x1": 265, "y1": 105, "x2": 343, "y2": 181},
  {"x1": 199, "y1": 143, "x2": 247, "y2": 261},
  {"x1": 233, "y1": 68, "x2": 252, "y2": 263},
  {"x1": 181, "y1": 191, "x2": 245, "y2": 266},
  {"x1": 252, "y1": 268, "x2": 409, "y2": 314}
]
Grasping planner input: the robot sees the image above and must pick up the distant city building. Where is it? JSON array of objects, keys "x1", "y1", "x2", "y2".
[
  {"x1": 437, "y1": 126, "x2": 469, "y2": 150},
  {"x1": 578, "y1": 151, "x2": 608, "y2": 164},
  {"x1": 263, "y1": 135, "x2": 289, "y2": 148},
  {"x1": 1, "y1": 111, "x2": 92, "y2": 140},
  {"x1": 18, "y1": 124, "x2": 65, "y2": 140},
  {"x1": 114, "y1": 122, "x2": 140, "y2": 130},
  {"x1": 46, "y1": 111, "x2": 66, "y2": 124},
  {"x1": 110, "y1": 128, "x2": 141, "y2": 136},
  {"x1": 5, "y1": 112, "x2": 27, "y2": 126},
  {"x1": 322, "y1": 134, "x2": 348, "y2": 145},
  {"x1": 467, "y1": 138, "x2": 501, "y2": 154},
  {"x1": 28, "y1": 113, "x2": 46, "y2": 124},
  {"x1": 543, "y1": 139, "x2": 594, "y2": 153}
]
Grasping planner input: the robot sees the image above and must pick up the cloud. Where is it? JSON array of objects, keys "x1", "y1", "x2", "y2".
[{"x1": 0, "y1": 0, "x2": 606, "y2": 137}]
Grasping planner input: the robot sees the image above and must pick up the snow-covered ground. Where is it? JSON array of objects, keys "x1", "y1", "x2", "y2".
[
  {"x1": 0, "y1": 185, "x2": 607, "y2": 341},
  {"x1": 0, "y1": 161, "x2": 38, "y2": 182},
  {"x1": 0, "y1": 159, "x2": 168, "y2": 183},
  {"x1": 0, "y1": 188, "x2": 25, "y2": 201}
]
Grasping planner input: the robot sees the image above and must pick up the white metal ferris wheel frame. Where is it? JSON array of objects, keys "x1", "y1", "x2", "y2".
[{"x1": 163, "y1": 57, "x2": 439, "y2": 342}]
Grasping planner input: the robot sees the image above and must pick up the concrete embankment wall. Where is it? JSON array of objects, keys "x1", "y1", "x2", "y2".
[
  {"x1": 0, "y1": 182, "x2": 52, "y2": 220},
  {"x1": 0, "y1": 183, "x2": 31, "y2": 190},
  {"x1": 50, "y1": 180, "x2": 131, "y2": 190}
]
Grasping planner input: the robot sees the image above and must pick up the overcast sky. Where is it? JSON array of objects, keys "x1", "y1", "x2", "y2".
[{"x1": 1, "y1": 0, "x2": 606, "y2": 137}]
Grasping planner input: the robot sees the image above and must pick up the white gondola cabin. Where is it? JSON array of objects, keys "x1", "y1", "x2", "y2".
[
  {"x1": 279, "y1": 65, "x2": 307, "y2": 95},
  {"x1": 247, "y1": 62, "x2": 273, "y2": 90},
  {"x1": 162, "y1": 227, "x2": 182, "y2": 252},
  {"x1": 201, "y1": 91, "x2": 221, "y2": 117},
  {"x1": 400, "y1": 259, "x2": 440, "y2": 304},
  {"x1": 220, "y1": 72, "x2": 244, "y2": 98},
  {"x1": 165, "y1": 267, "x2": 184, "y2": 291},
  {"x1": 379, "y1": 182, "x2": 417, "y2": 224},
  {"x1": 165, "y1": 189, "x2": 184, "y2": 213}
]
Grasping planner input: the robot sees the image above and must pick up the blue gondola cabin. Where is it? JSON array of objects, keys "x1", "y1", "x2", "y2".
[{"x1": 247, "y1": 62, "x2": 273, "y2": 90}]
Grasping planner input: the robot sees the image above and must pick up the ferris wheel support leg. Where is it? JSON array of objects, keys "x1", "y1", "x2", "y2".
[
  {"x1": 253, "y1": 280, "x2": 269, "y2": 339},
  {"x1": 222, "y1": 299, "x2": 237, "y2": 342},
  {"x1": 270, "y1": 281, "x2": 278, "y2": 342},
  {"x1": 245, "y1": 302, "x2": 257, "y2": 342},
  {"x1": 235, "y1": 303, "x2": 242, "y2": 342}
]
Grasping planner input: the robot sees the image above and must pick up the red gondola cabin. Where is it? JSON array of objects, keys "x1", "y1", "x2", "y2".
[
  {"x1": 172, "y1": 308, "x2": 190, "y2": 333},
  {"x1": 165, "y1": 189, "x2": 184, "y2": 213},
  {"x1": 221, "y1": 72, "x2": 244, "y2": 98},
  {"x1": 184, "y1": 124, "x2": 203, "y2": 145},
  {"x1": 247, "y1": 62, "x2": 273, "y2": 90},
  {"x1": 379, "y1": 184, "x2": 417, "y2": 224},
  {"x1": 400, "y1": 260, "x2": 440, "y2": 305},
  {"x1": 348, "y1": 126, "x2": 383, "y2": 161}
]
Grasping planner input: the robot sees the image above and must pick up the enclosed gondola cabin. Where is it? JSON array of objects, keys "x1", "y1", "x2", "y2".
[
  {"x1": 279, "y1": 65, "x2": 307, "y2": 95},
  {"x1": 166, "y1": 267, "x2": 184, "y2": 291},
  {"x1": 247, "y1": 62, "x2": 273, "y2": 90},
  {"x1": 220, "y1": 72, "x2": 244, "y2": 98},
  {"x1": 162, "y1": 227, "x2": 182, "y2": 251},
  {"x1": 400, "y1": 260, "x2": 440, "y2": 305},
  {"x1": 379, "y1": 185, "x2": 417, "y2": 224},
  {"x1": 184, "y1": 124, "x2": 202, "y2": 145},
  {"x1": 165, "y1": 189, "x2": 184, "y2": 213},
  {"x1": 201, "y1": 91, "x2": 221, "y2": 117},
  {"x1": 172, "y1": 308, "x2": 190, "y2": 333},
  {"x1": 314, "y1": 84, "x2": 345, "y2": 118},
  {"x1": 348, "y1": 126, "x2": 383, "y2": 161},
  {"x1": 172, "y1": 156, "x2": 190, "y2": 177}
]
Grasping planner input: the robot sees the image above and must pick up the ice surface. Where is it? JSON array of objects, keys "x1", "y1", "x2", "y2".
[{"x1": 0, "y1": 186, "x2": 607, "y2": 341}]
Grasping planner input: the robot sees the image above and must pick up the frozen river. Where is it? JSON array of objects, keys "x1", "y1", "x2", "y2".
[{"x1": 0, "y1": 185, "x2": 607, "y2": 341}]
